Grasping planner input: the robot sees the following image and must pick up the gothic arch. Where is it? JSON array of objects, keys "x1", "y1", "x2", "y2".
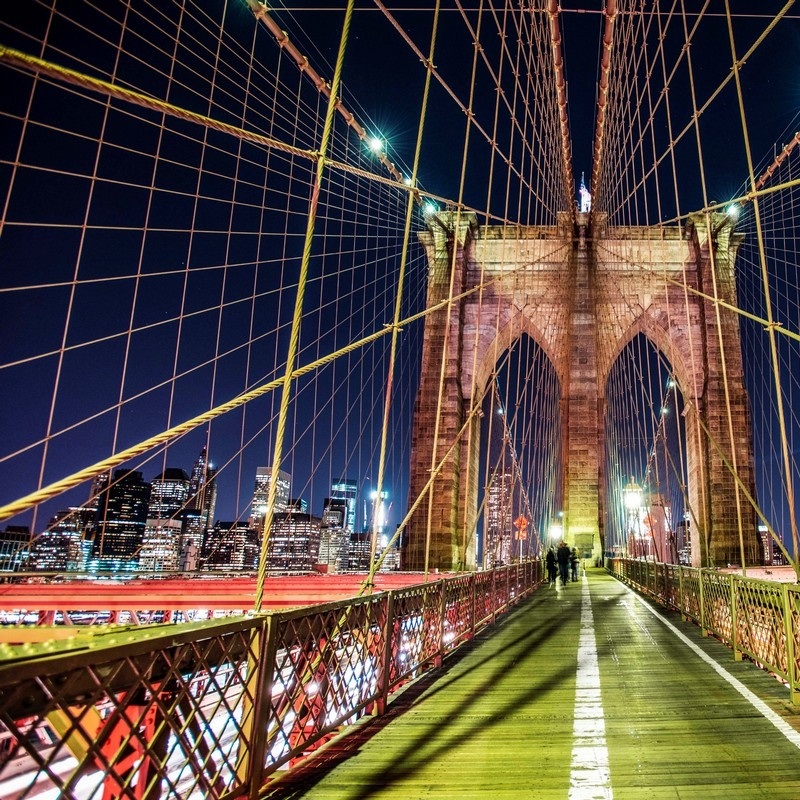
[
  {"x1": 404, "y1": 211, "x2": 759, "y2": 571},
  {"x1": 470, "y1": 304, "x2": 566, "y2": 408},
  {"x1": 599, "y1": 306, "x2": 693, "y2": 405}
]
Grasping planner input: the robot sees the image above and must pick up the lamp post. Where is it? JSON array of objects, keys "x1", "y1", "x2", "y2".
[{"x1": 623, "y1": 478, "x2": 642, "y2": 559}]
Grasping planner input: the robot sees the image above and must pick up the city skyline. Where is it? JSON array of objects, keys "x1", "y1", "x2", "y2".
[{"x1": 0, "y1": 453, "x2": 402, "y2": 576}]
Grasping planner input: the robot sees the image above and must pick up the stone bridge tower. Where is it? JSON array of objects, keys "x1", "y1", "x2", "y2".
[{"x1": 402, "y1": 210, "x2": 759, "y2": 572}]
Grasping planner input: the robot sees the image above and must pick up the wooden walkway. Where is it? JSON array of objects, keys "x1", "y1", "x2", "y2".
[{"x1": 264, "y1": 569, "x2": 800, "y2": 799}]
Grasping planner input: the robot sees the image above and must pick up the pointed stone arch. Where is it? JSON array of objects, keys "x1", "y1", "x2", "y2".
[
  {"x1": 470, "y1": 304, "x2": 567, "y2": 409},
  {"x1": 599, "y1": 307, "x2": 692, "y2": 405},
  {"x1": 403, "y1": 211, "x2": 759, "y2": 571},
  {"x1": 601, "y1": 326, "x2": 692, "y2": 554}
]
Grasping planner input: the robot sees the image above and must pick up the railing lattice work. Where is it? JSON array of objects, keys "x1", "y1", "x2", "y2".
[
  {"x1": 0, "y1": 563, "x2": 541, "y2": 799},
  {"x1": 608, "y1": 558, "x2": 800, "y2": 705}
]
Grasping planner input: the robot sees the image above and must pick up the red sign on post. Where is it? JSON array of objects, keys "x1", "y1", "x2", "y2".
[{"x1": 513, "y1": 515, "x2": 529, "y2": 540}]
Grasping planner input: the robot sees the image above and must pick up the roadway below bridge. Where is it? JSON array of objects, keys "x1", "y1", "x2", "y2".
[
  {"x1": 261, "y1": 569, "x2": 800, "y2": 799},
  {"x1": 0, "y1": 572, "x2": 435, "y2": 615}
]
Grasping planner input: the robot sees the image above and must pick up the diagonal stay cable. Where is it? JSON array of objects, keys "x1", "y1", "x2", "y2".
[{"x1": 0, "y1": 239, "x2": 568, "y2": 523}]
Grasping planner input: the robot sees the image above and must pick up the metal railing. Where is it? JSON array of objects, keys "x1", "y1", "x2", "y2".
[
  {"x1": 608, "y1": 558, "x2": 800, "y2": 705},
  {"x1": 0, "y1": 561, "x2": 541, "y2": 799}
]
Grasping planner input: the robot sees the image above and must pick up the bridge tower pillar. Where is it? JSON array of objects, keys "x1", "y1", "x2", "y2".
[
  {"x1": 683, "y1": 212, "x2": 759, "y2": 567},
  {"x1": 592, "y1": 211, "x2": 759, "y2": 568},
  {"x1": 403, "y1": 213, "x2": 480, "y2": 572},
  {"x1": 563, "y1": 211, "x2": 602, "y2": 563}
]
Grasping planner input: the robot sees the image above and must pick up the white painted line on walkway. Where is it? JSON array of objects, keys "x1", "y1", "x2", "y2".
[
  {"x1": 569, "y1": 575, "x2": 613, "y2": 800},
  {"x1": 631, "y1": 589, "x2": 800, "y2": 751}
]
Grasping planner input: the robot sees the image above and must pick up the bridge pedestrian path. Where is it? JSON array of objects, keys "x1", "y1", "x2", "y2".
[{"x1": 263, "y1": 569, "x2": 800, "y2": 800}]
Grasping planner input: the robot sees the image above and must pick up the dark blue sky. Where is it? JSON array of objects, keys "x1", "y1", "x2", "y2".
[{"x1": 1, "y1": 1, "x2": 799, "y2": 540}]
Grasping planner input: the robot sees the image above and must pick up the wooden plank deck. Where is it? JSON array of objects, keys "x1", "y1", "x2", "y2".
[{"x1": 263, "y1": 569, "x2": 800, "y2": 799}]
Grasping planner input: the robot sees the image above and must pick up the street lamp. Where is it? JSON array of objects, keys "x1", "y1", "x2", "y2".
[
  {"x1": 623, "y1": 478, "x2": 642, "y2": 558},
  {"x1": 423, "y1": 201, "x2": 438, "y2": 217}
]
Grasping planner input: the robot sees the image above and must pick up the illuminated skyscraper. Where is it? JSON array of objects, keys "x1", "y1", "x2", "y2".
[
  {"x1": 267, "y1": 512, "x2": 321, "y2": 573},
  {"x1": 377, "y1": 525, "x2": 401, "y2": 571},
  {"x1": 31, "y1": 509, "x2": 92, "y2": 571},
  {"x1": 140, "y1": 519, "x2": 182, "y2": 573},
  {"x1": 579, "y1": 172, "x2": 592, "y2": 213},
  {"x1": 758, "y1": 524, "x2": 784, "y2": 566},
  {"x1": 148, "y1": 469, "x2": 190, "y2": 521},
  {"x1": 366, "y1": 489, "x2": 396, "y2": 571},
  {"x1": 368, "y1": 489, "x2": 389, "y2": 536},
  {"x1": 331, "y1": 479, "x2": 357, "y2": 532},
  {"x1": 0, "y1": 525, "x2": 32, "y2": 571},
  {"x1": 320, "y1": 498, "x2": 349, "y2": 571},
  {"x1": 88, "y1": 472, "x2": 109, "y2": 509},
  {"x1": 249, "y1": 467, "x2": 290, "y2": 529},
  {"x1": 140, "y1": 468, "x2": 191, "y2": 574},
  {"x1": 484, "y1": 471, "x2": 512, "y2": 568},
  {"x1": 202, "y1": 521, "x2": 259, "y2": 571},
  {"x1": 91, "y1": 469, "x2": 151, "y2": 567},
  {"x1": 180, "y1": 510, "x2": 207, "y2": 565},
  {"x1": 187, "y1": 447, "x2": 217, "y2": 522},
  {"x1": 182, "y1": 447, "x2": 217, "y2": 555},
  {"x1": 347, "y1": 531, "x2": 372, "y2": 571}
]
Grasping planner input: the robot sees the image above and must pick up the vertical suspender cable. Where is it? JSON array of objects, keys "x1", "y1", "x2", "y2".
[
  {"x1": 590, "y1": 0, "x2": 618, "y2": 214},
  {"x1": 659, "y1": 2, "x2": 708, "y2": 551},
  {"x1": 423, "y1": 0, "x2": 486, "y2": 577},
  {"x1": 460, "y1": 0, "x2": 511, "y2": 570},
  {"x1": 547, "y1": 0, "x2": 575, "y2": 211},
  {"x1": 254, "y1": 0, "x2": 356, "y2": 612},
  {"x1": 679, "y1": 0, "x2": 716, "y2": 566},
  {"x1": 364, "y1": 0, "x2": 442, "y2": 587},
  {"x1": 678, "y1": 0, "x2": 747, "y2": 572},
  {"x1": 723, "y1": 0, "x2": 800, "y2": 573}
]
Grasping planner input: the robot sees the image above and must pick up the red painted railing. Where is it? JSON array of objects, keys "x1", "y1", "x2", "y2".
[
  {"x1": 608, "y1": 558, "x2": 800, "y2": 705},
  {"x1": 0, "y1": 561, "x2": 542, "y2": 798}
]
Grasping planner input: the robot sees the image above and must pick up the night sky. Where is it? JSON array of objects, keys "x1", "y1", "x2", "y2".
[{"x1": 1, "y1": 1, "x2": 799, "y2": 546}]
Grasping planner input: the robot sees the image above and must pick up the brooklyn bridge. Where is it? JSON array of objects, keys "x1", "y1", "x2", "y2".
[{"x1": 1, "y1": 1, "x2": 800, "y2": 797}]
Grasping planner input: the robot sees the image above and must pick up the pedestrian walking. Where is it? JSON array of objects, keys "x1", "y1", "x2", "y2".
[
  {"x1": 570, "y1": 547, "x2": 580, "y2": 582},
  {"x1": 546, "y1": 547, "x2": 557, "y2": 586},
  {"x1": 556, "y1": 541, "x2": 571, "y2": 586}
]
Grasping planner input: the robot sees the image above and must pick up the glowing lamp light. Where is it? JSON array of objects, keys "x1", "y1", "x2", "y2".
[
  {"x1": 549, "y1": 522, "x2": 563, "y2": 541},
  {"x1": 423, "y1": 201, "x2": 438, "y2": 217},
  {"x1": 623, "y1": 479, "x2": 642, "y2": 511},
  {"x1": 404, "y1": 176, "x2": 413, "y2": 186},
  {"x1": 661, "y1": 406, "x2": 669, "y2": 415},
  {"x1": 726, "y1": 203, "x2": 739, "y2": 219},
  {"x1": 368, "y1": 136, "x2": 383, "y2": 154}
]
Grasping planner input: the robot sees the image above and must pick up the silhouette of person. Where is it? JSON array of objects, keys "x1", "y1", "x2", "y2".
[
  {"x1": 556, "y1": 541, "x2": 571, "y2": 586},
  {"x1": 546, "y1": 547, "x2": 557, "y2": 586},
  {"x1": 570, "y1": 547, "x2": 580, "y2": 582}
]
